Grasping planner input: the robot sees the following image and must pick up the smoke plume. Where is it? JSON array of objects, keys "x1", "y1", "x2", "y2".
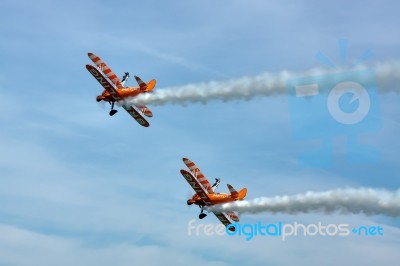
[
  {"x1": 208, "y1": 188, "x2": 400, "y2": 217},
  {"x1": 128, "y1": 61, "x2": 400, "y2": 106}
]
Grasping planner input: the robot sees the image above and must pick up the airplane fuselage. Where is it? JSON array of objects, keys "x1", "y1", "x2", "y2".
[
  {"x1": 96, "y1": 87, "x2": 144, "y2": 102},
  {"x1": 187, "y1": 188, "x2": 247, "y2": 206}
]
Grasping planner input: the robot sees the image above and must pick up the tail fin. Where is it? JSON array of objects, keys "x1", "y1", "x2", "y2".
[
  {"x1": 227, "y1": 185, "x2": 247, "y2": 200},
  {"x1": 146, "y1": 79, "x2": 156, "y2": 92},
  {"x1": 135, "y1": 76, "x2": 156, "y2": 92},
  {"x1": 238, "y1": 188, "x2": 247, "y2": 200},
  {"x1": 227, "y1": 184, "x2": 239, "y2": 197}
]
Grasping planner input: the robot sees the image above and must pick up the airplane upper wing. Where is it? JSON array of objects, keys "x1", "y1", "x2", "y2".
[
  {"x1": 86, "y1": 64, "x2": 149, "y2": 127},
  {"x1": 182, "y1": 158, "x2": 214, "y2": 194},
  {"x1": 88, "y1": 52, "x2": 124, "y2": 89},
  {"x1": 180, "y1": 169, "x2": 212, "y2": 205},
  {"x1": 122, "y1": 105, "x2": 150, "y2": 127}
]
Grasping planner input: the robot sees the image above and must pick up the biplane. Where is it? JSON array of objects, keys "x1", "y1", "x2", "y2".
[
  {"x1": 180, "y1": 158, "x2": 247, "y2": 231},
  {"x1": 85, "y1": 52, "x2": 156, "y2": 127}
]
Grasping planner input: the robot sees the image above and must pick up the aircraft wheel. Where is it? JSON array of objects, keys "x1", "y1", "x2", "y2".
[
  {"x1": 109, "y1": 110, "x2": 118, "y2": 116},
  {"x1": 228, "y1": 225, "x2": 236, "y2": 232},
  {"x1": 199, "y1": 213, "x2": 207, "y2": 219}
]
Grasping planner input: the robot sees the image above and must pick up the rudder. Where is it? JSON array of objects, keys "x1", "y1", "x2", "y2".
[{"x1": 145, "y1": 79, "x2": 156, "y2": 92}]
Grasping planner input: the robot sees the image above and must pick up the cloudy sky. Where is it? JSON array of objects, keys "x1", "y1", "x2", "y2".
[{"x1": 1, "y1": 0, "x2": 400, "y2": 265}]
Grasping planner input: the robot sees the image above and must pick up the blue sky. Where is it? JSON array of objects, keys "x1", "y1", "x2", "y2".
[{"x1": 1, "y1": 0, "x2": 400, "y2": 265}]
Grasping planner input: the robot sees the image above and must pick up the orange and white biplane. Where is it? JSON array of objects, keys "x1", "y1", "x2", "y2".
[
  {"x1": 85, "y1": 52, "x2": 156, "y2": 127},
  {"x1": 181, "y1": 158, "x2": 247, "y2": 231}
]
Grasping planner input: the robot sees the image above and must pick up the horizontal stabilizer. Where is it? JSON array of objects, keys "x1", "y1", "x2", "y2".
[
  {"x1": 227, "y1": 184, "x2": 239, "y2": 197},
  {"x1": 228, "y1": 212, "x2": 239, "y2": 222},
  {"x1": 135, "y1": 76, "x2": 156, "y2": 92},
  {"x1": 137, "y1": 105, "x2": 153, "y2": 117}
]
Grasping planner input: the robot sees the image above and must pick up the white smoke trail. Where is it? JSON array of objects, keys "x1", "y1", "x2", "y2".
[
  {"x1": 128, "y1": 61, "x2": 400, "y2": 106},
  {"x1": 208, "y1": 188, "x2": 400, "y2": 217}
]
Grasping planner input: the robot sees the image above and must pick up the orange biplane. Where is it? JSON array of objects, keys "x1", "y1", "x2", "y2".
[
  {"x1": 181, "y1": 158, "x2": 247, "y2": 231},
  {"x1": 86, "y1": 52, "x2": 156, "y2": 127}
]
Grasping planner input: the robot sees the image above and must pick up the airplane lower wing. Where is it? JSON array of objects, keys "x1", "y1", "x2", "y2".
[
  {"x1": 86, "y1": 64, "x2": 122, "y2": 100},
  {"x1": 86, "y1": 64, "x2": 150, "y2": 127},
  {"x1": 180, "y1": 169, "x2": 212, "y2": 205},
  {"x1": 212, "y1": 211, "x2": 236, "y2": 231}
]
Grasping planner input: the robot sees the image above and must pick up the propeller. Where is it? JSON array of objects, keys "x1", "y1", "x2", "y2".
[
  {"x1": 186, "y1": 190, "x2": 194, "y2": 201},
  {"x1": 185, "y1": 190, "x2": 195, "y2": 209},
  {"x1": 97, "y1": 99, "x2": 107, "y2": 109}
]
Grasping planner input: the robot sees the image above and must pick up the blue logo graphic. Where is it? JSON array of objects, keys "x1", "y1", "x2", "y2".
[
  {"x1": 225, "y1": 221, "x2": 384, "y2": 241},
  {"x1": 286, "y1": 39, "x2": 381, "y2": 167}
]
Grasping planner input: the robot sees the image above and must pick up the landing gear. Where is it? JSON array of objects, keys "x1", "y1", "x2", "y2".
[
  {"x1": 199, "y1": 207, "x2": 207, "y2": 219},
  {"x1": 109, "y1": 101, "x2": 118, "y2": 116},
  {"x1": 199, "y1": 213, "x2": 207, "y2": 219}
]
